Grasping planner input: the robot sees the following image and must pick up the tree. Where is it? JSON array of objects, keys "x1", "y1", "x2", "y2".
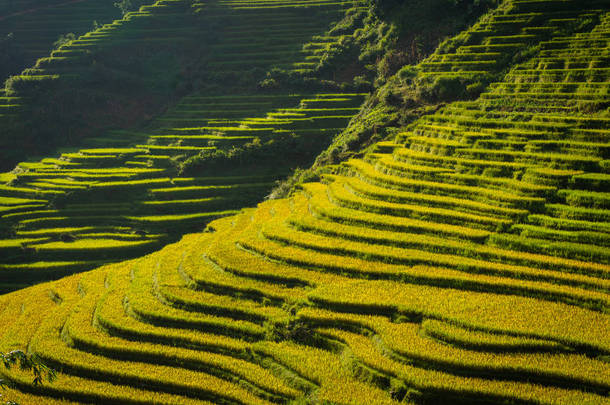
[
  {"x1": 53, "y1": 32, "x2": 76, "y2": 50},
  {"x1": 0, "y1": 351, "x2": 56, "y2": 405},
  {"x1": 114, "y1": 0, "x2": 146, "y2": 15}
]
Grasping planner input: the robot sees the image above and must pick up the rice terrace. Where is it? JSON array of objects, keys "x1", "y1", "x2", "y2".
[{"x1": 0, "y1": 0, "x2": 609, "y2": 403}]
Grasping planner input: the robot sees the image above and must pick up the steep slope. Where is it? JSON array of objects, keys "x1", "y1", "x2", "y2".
[
  {"x1": 0, "y1": 1, "x2": 608, "y2": 404},
  {"x1": 2, "y1": 0, "x2": 362, "y2": 169},
  {"x1": 0, "y1": 0, "x2": 366, "y2": 293},
  {"x1": 0, "y1": 92, "x2": 365, "y2": 293},
  {"x1": 276, "y1": 0, "x2": 607, "y2": 191},
  {"x1": 0, "y1": 0, "x2": 129, "y2": 82},
  {"x1": 1, "y1": 0, "x2": 205, "y2": 169}
]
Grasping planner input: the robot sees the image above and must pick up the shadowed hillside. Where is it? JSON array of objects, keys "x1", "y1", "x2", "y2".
[
  {"x1": 0, "y1": 0, "x2": 137, "y2": 82},
  {"x1": 0, "y1": 0, "x2": 369, "y2": 292}
]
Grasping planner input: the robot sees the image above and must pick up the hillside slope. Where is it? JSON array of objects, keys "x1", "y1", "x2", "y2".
[
  {"x1": 0, "y1": 0, "x2": 132, "y2": 82},
  {"x1": 1, "y1": 0, "x2": 207, "y2": 169},
  {"x1": 0, "y1": 0, "x2": 608, "y2": 404},
  {"x1": 0, "y1": 0, "x2": 366, "y2": 293}
]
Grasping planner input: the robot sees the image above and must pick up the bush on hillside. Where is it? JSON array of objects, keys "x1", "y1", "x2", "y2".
[
  {"x1": 258, "y1": 68, "x2": 344, "y2": 92},
  {"x1": 114, "y1": 0, "x2": 146, "y2": 15},
  {"x1": 53, "y1": 33, "x2": 76, "y2": 50},
  {"x1": 180, "y1": 128, "x2": 337, "y2": 176},
  {"x1": 4, "y1": 74, "x2": 60, "y2": 96}
]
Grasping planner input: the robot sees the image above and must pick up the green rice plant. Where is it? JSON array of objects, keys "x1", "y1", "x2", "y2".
[
  {"x1": 558, "y1": 189, "x2": 610, "y2": 209},
  {"x1": 0, "y1": 203, "x2": 47, "y2": 216},
  {"x1": 343, "y1": 159, "x2": 543, "y2": 210},
  {"x1": 326, "y1": 178, "x2": 511, "y2": 230},
  {"x1": 528, "y1": 213, "x2": 610, "y2": 233},
  {"x1": 321, "y1": 327, "x2": 609, "y2": 405},
  {"x1": 0, "y1": 238, "x2": 50, "y2": 249},
  {"x1": 88, "y1": 177, "x2": 175, "y2": 191},
  {"x1": 252, "y1": 340, "x2": 398, "y2": 404},
  {"x1": 440, "y1": 171, "x2": 554, "y2": 197},
  {"x1": 371, "y1": 154, "x2": 457, "y2": 179},
  {"x1": 233, "y1": 197, "x2": 610, "y2": 310},
  {"x1": 572, "y1": 172, "x2": 610, "y2": 190},
  {"x1": 338, "y1": 173, "x2": 529, "y2": 220},
  {"x1": 489, "y1": 233, "x2": 610, "y2": 264},
  {"x1": 455, "y1": 148, "x2": 601, "y2": 171},
  {"x1": 0, "y1": 173, "x2": 17, "y2": 184},
  {"x1": 291, "y1": 193, "x2": 610, "y2": 277},
  {"x1": 304, "y1": 182, "x2": 491, "y2": 241},
  {"x1": 25, "y1": 181, "x2": 89, "y2": 191},
  {"x1": 33, "y1": 238, "x2": 161, "y2": 261},
  {"x1": 78, "y1": 148, "x2": 147, "y2": 155},
  {"x1": 0, "y1": 260, "x2": 105, "y2": 285},
  {"x1": 137, "y1": 145, "x2": 215, "y2": 153},
  {"x1": 258, "y1": 201, "x2": 610, "y2": 294},
  {"x1": 126, "y1": 210, "x2": 239, "y2": 228},
  {"x1": 148, "y1": 182, "x2": 272, "y2": 199},
  {"x1": 420, "y1": 319, "x2": 571, "y2": 353},
  {"x1": 15, "y1": 216, "x2": 114, "y2": 230},
  {"x1": 139, "y1": 197, "x2": 225, "y2": 211},
  {"x1": 513, "y1": 223, "x2": 610, "y2": 247},
  {"x1": 307, "y1": 278, "x2": 610, "y2": 353},
  {"x1": 0, "y1": 185, "x2": 64, "y2": 198},
  {"x1": 547, "y1": 203, "x2": 610, "y2": 222},
  {"x1": 522, "y1": 167, "x2": 583, "y2": 187},
  {"x1": 126, "y1": 259, "x2": 267, "y2": 340}
]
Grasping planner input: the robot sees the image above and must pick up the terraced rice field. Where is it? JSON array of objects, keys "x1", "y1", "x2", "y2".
[
  {"x1": 0, "y1": 0, "x2": 366, "y2": 292},
  {"x1": 0, "y1": 92, "x2": 365, "y2": 293},
  {"x1": 0, "y1": 0, "x2": 128, "y2": 81},
  {"x1": 0, "y1": 0, "x2": 608, "y2": 403},
  {"x1": 417, "y1": 0, "x2": 610, "y2": 99},
  {"x1": 1, "y1": 0, "x2": 362, "y2": 167},
  {"x1": 0, "y1": 0, "x2": 200, "y2": 164},
  {"x1": 4, "y1": 0, "x2": 359, "y2": 83}
]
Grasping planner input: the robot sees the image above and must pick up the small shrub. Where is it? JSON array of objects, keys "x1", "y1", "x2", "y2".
[
  {"x1": 431, "y1": 75, "x2": 465, "y2": 100},
  {"x1": 114, "y1": 0, "x2": 146, "y2": 15},
  {"x1": 397, "y1": 65, "x2": 418, "y2": 85},
  {"x1": 4, "y1": 75, "x2": 59, "y2": 96},
  {"x1": 53, "y1": 33, "x2": 76, "y2": 50}
]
